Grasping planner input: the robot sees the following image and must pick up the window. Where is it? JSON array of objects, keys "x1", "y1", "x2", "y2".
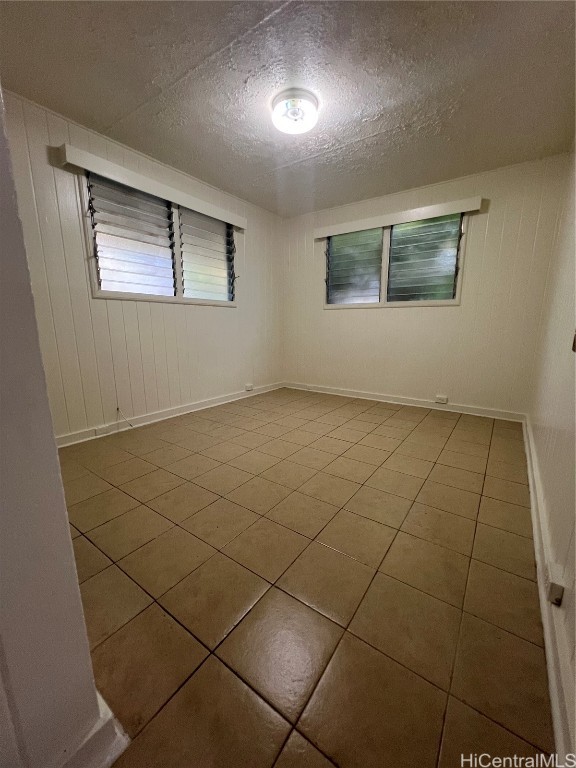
[
  {"x1": 325, "y1": 212, "x2": 464, "y2": 306},
  {"x1": 179, "y1": 207, "x2": 235, "y2": 302},
  {"x1": 87, "y1": 173, "x2": 236, "y2": 303}
]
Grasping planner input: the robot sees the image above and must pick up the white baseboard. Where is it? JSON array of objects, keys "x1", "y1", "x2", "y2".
[
  {"x1": 523, "y1": 417, "x2": 574, "y2": 759},
  {"x1": 60, "y1": 695, "x2": 128, "y2": 768},
  {"x1": 284, "y1": 382, "x2": 525, "y2": 421},
  {"x1": 56, "y1": 382, "x2": 285, "y2": 447}
]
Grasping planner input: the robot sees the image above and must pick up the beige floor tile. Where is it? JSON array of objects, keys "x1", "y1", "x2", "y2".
[
  {"x1": 227, "y1": 476, "x2": 292, "y2": 514},
  {"x1": 358, "y1": 433, "x2": 403, "y2": 452},
  {"x1": 170, "y1": 432, "x2": 222, "y2": 452},
  {"x1": 94, "y1": 457, "x2": 157, "y2": 486},
  {"x1": 444, "y1": 437, "x2": 489, "y2": 458},
  {"x1": 451, "y1": 426, "x2": 491, "y2": 446},
  {"x1": 489, "y1": 437, "x2": 527, "y2": 466},
  {"x1": 416, "y1": 480, "x2": 480, "y2": 520},
  {"x1": 317, "y1": 510, "x2": 396, "y2": 568},
  {"x1": 59, "y1": 460, "x2": 90, "y2": 483},
  {"x1": 325, "y1": 426, "x2": 366, "y2": 444},
  {"x1": 473, "y1": 523, "x2": 536, "y2": 580},
  {"x1": 478, "y1": 496, "x2": 533, "y2": 538},
  {"x1": 366, "y1": 466, "x2": 424, "y2": 500},
  {"x1": 406, "y1": 431, "x2": 449, "y2": 449},
  {"x1": 113, "y1": 656, "x2": 289, "y2": 768},
  {"x1": 451, "y1": 614, "x2": 553, "y2": 751},
  {"x1": 381, "y1": 452, "x2": 434, "y2": 479},
  {"x1": 120, "y1": 469, "x2": 185, "y2": 502},
  {"x1": 147, "y1": 481, "x2": 219, "y2": 523},
  {"x1": 118, "y1": 527, "x2": 215, "y2": 597},
  {"x1": 80, "y1": 565, "x2": 152, "y2": 649},
  {"x1": 486, "y1": 457, "x2": 528, "y2": 484},
  {"x1": 282, "y1": 428, "x2": 320, "y2": 446},
  {"x1": 273, "y1": 416, "x2": 310, "y2": 430},
  {"x1": 350, "y1": 572, "x2": 460, "y2": 689},
  {"x1": 379, "y1": 531, "x2": 469, "y2": 608},
  {"x1": 193, "y1": 464, "x2": 254, "y2": 495},
  {"x1": 92, "y1": 604, "x2": 207, "y2": 737},
  {"x1": 254, "y1": 422, "x2": 293, "y2": 438},
  {"x1": 439, "y1": 697, "x2": 546, "y2": 768},
  {"x1": 64, "y1": 473, "x2": 112, "y2": 506},
  {"x1": 228, "y1": 449, "x2": 282, "y2": 474},
  {"x1": 299, "y1": 421, "x2": 335, "y2": 436},
  {"x1": 401, "y1": 502, "x2": 475, "y2": 555},
  {"x1": 230, "y1": 431, "x2": 274, "y2": 449},
  {"x1": 69, "y1": 523, "x2": 81, "y2": 539},
  {"x1": 265, "y1": 491, "x2": 338, "y2": 538},
  {"x1": 483, "y1": 476, "x2": 530, "y2": 507},
  {"x1": 371, "y1": 423, "x2": 412, "y2": 440},
  {"x1": 73, "y1": 536, "x2": 112, "y2": 582},
  {"x1": 140, "y1": 444, "x2": 192, "y2": 468},
  {"x1": 338, "y1": 418, "x2": 375, "y2": 434},
  {"x1": 315, "y1": 412, "x2": 352, "y2": 426},
  {"x1": 299, "y1": 472, "x2": 360, "y2": 507},
  {"x1": 223, "y1": 518, "x2": 309, "y2": 582},
  {"x1": 344, "y1": 485, "x2": 412, "y2": 528},
  {"x1": 257, "y1": 438, "x2": 301, "y2": 458},
  {"x1": 437, "y1": 449, "x2": 487, "y2": 474},
  {"x1": 383, "y1": 417, "x2": 420, "y2": 432},
  {"x1": 309, "y1": 436, "x2": 355, "y2": 456},
  {"x1": 278, "y1": 541, "x2": 374, "y2": 626},
  {"x1": 260, "y1": 460, "x2": 318, "y2": 490},
  {"x1": 163, "y1": 453, "x2": 221, "y2": 480},
  {"x1": 464, "y1": 560, "x2": 543, "y2": 645},
  {"x1": 299, "y1": 632, "x2": 446, "y2": 768},
  {"x1": 323, "y1": 456, "x2": 376, "y2": 484},
  {"x1": 395, "y1": 440, "x2": 443, "y2": 462},
  {"x1": 180, "y1": 499, "x2": 259, "y2": 548},
  {"x1": 68, "y1": 488, "x2": 141, "y2": 532},
  {"x1": 274, "y1": 731, "x2": 333, "y2": 768},
  {"x1": 429, "y1": 463, "x2": 484, "y2": 493},
  {"x1": 76, "y1": 446, "x2": 136, "y2": 472},
  {"x1": 288, "y1": 447, "x2": 335, "y2": 470},
  {"x1": 87, "y1": 505, "x2": 173, "y2": 561},
  {"x1": 217, "y1": 588, "x2": 343, "y2": 722},
  {"x1": 340, "y1": 444, "x2": 391, "y2": 466},
  {"x1": 200, "y1": 441, "x2": 250, "y2": 463},
  {"x1": 209, "y1": 425, "x2": 250, "y2": 441},
  {"x1": 159, "y1": 553, "x2": 268, "y2": 648}
]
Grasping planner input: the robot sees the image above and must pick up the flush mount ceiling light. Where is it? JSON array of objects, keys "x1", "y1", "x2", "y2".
[{"x1": 271, "y1": 89, "x2": 319, "y2": 134}]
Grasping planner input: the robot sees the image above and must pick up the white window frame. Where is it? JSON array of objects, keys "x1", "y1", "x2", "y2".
[
  {"x1": 323, "y1": 213, "x2": 470, "y2": 310},
  {"x1": 78, "y1": 174, "x2": 238, "y2": 308}
]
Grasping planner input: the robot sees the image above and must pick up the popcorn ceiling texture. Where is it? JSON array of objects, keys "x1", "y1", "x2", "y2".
[{"x1": 0, "y1": 1, "x2": 574, "y2": 216}]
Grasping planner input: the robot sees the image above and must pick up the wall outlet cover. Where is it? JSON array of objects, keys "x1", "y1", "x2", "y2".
[
  {"x1": 435, "y1": 395, "x2": 449, "y2": 404},
  {"x1": 245, "y1": 384, "x2": 254, "y2": 391}
]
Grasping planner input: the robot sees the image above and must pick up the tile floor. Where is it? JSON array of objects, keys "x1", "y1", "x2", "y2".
[{"x1": 60, "y1": 388, "x2": 553, "y2": 767}]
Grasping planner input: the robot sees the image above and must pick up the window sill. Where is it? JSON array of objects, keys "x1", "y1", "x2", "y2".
[
  {"x1": 324, "y1": 299, "x2": 461, "y2": 309},
  {"x1": 93, "y1": 290, "x2": 237, "y2": 308}
]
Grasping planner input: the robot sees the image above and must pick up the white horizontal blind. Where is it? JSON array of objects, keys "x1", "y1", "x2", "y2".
[
  {"x1": 326, "y1": 228, "x2": 383, "y2": 304},
  {"x1": 87, "y1": 173, "x2": 176, "y2": 296},
  {"x1": 387, "y1": 213, "x2": 462, "y2": 302},
  {"x1": 179, "y1": 206, "x2": 235, "y2": 301}
]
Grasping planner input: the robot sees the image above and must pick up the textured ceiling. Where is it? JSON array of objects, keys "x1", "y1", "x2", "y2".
[{"x1": 1, "y1": 1, "x2": 574, "y2": 217}]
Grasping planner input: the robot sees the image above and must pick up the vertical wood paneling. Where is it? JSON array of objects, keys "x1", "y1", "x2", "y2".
[{"x1": 6, "y1": 92, "x2": 284, "y2": 437}]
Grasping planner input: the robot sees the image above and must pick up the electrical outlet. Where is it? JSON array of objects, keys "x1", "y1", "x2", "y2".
[
  {"x1": 435, "y1": 394, "x2": 448, "y2": 404},
  {"x1": 245, "y1": 383, "x2": 254, "y2": 392}
]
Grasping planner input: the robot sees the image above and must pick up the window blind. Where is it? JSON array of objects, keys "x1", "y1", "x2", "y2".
[
  {"x1": 326, "y1": 227, "x2": 383, "y2": 304},
  {"x1": 179, "y1": 207, "x2": 235, "y2": 301},
  {"x1": 87, "y1": 172, "x2": 176, "y2": 296},
  {"x1": 387, "y1": 213, "x2": 462, "y2": 302}
]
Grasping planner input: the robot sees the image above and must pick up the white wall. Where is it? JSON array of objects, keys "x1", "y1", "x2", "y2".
[
  {"x1": 282, "y1": 154, "x2": 572, "y2": 417},
  {"x1": 4, "y1": 92, "x2": 284, "y2": 444},
  {"x1": 0, "y1": 91, "x2": 124, "y2": 768},
  {"x1": 526, "y1": 152, "x2": 575, "y2": 752}
]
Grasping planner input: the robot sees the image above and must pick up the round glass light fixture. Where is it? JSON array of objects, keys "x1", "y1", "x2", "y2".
[{"x1": 271, "y1": 89, "x2": 319, "y2": 134}]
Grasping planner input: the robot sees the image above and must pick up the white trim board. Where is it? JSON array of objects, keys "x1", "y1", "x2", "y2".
[
  {"x1": 313, "y1": 196, "x2": 482, "y2": 239},
  {"x1": 55, "y1": 144, "x2": 247, "y2": 230},
  {"x1": 55, "y1": 382, "x2": 285, "y2": 447},
  {"x1": 59, "y1": 695, "x2": 128, "y2": 768},
  {"x1": 283, "y1": 382, "x2": 524, "y2": 421},
  {"x1": 523, "y1": 417, "x2": 575, "y2": 759}
]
